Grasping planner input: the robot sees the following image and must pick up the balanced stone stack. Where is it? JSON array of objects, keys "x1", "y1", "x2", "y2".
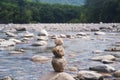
[{"x1": 52, "y1": 38, "x2": 67, "y2": 72}]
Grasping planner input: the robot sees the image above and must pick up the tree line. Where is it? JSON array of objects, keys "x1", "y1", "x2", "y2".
[{"x1": 0, "y1": 0, "x2": 120, "y2": 23}]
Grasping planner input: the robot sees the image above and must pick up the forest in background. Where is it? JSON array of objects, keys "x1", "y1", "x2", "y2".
[{"x1": 0, "y1": 0, "x2": 120, "y2": 23}]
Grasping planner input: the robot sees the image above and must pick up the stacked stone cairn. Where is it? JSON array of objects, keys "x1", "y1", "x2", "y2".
[{"x1": 52, "y1": 38, "x2": 67, "y2": 72}]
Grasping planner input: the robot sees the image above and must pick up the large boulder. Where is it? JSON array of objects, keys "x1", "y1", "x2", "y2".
[
  {"x1": 77, "y1": 70, "x2": 103, "y2": 80},
  {"x1": 52, "y1": 46, "x2": 65, "y2": 58},
  {"x1": 41, "y1": 72, "x2": 75, "y2": 80},
  {"x1": 89, "y1": 65, "x2": 116, "y2": 73},
  {"x1": 52, "y1": 57, "x2": 67, "y2": 72}
]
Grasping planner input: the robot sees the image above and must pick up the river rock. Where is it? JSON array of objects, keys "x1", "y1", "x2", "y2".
[
  {"x1": 38, "y1": 29, "x2": 48, "y2": 36},
  {"x1": 5, "y1": 32, "x2": 16, "y2": 37},
  {"x1": 52, "y1": 57, "x2": 67, "y2": 72},
  {"x1": 9, "y1": 50, "x2": 24, "y2": 54},
  {"x1": 54, "y1": 38, "x2": 63, "y2": 46},
  {"x1": 9, "y1": 38, "x2": 21, "y2": 44},
  {"x1": 16, "y1": 27, "x2": 26, "y2": 31},
  {"x1": 105, "y1": 47, "x2": 120, "y2": 51},
  {"x1": 60, "y1": 34, "x2": 66, "y2": 38},
  {"x1": 77, "y1": 70, "x2": 103, "y2": 80},
  {"x1": 94, "y1": 32, "x2": 106, "y2": 35},
  {"x1": 52, "y1": 46, "x2": 65, "y2": 58},
  {"x1": 23, "y1": 33, "x2": 34, "y2": 38},
  {"x1": 0, "y1": 76, "x2": 12, "y2": 80},
  {"x1": 89, "y1": 65, "x2": 116, "y2": 73},
  {"x1": 41, "y1": 72, "x2": 75, "y2": 80},
  {"x1": 113, "y1": 70, "x2": 120, "y2": 77},
  {"x1": 32, "y1": 41, "x2": 47, "y2": 46},
  {"x1": 50, "y1": 72, "x2": 75, "y2": 80},
  {"x1": 37, "y1": 36, "x2": 48, "y2": 41},
  {"x1": 68, "y1": 67, "x2": 78, "y2": 72},
  {"x1": 101, "y1": 59, "x2": 114, "y2": 64},
  {"x1": 92, "y1": 50, "x2": 103, "y2": 54},
  {"x1": 76, "y1": 32, "x2": 88, "y2": 36},
  {"x1": 0, "y1": 40, "x2": 16, "y2": 47},
  {"x1": 31, "y1": 55, "x2": 50, "y2": 62},
  {"x1": 90, "y1": 55, "x2": 116, "y2": 61}
]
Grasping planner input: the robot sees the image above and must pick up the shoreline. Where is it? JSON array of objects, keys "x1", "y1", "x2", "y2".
[{"x1": 0, "y1": 23, "x2": 120, "y2": 32}]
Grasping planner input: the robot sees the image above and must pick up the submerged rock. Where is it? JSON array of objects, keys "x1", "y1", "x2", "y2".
[
  {"x1": 77, "y1": 70, "x2": 103, "y2": 80},
  {"x1": 89, "y1": 65, "x2": 116, "y2": 73}
]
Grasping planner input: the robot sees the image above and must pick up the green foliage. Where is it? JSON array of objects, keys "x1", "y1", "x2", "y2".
[
  {"x1": 32, "y1": 0, "x2": 85, "y2": 6},
  {"x1": 0, "y1": 0, "x2": 120, "y2": 23}
]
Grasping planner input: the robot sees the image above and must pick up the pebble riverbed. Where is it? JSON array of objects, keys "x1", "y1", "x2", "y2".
[{"x1": 0, "y1": 23, "x2": 120, "y2": 80}]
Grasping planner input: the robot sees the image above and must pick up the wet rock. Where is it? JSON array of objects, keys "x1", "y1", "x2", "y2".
[
  {"x1": 54, "y1": 38, "x2": 63, "y2": 46},
  {"x1": 68, "y1": 53, "x2": 76, "y2": 58},
  {"x1": 60, "y1": 34, "x2": 66, "y2": 38},
  {"x1": 68, "y1": 67, "x2": 78, "y2": 72},
  {"x1": 0, "y1": 40, "x2": 16, "y2": 47},
  {"x1": 37, "y1": 36, "x2": 48, "y2": 41},
  {"x1": 23, "y1": 33, "x2": 34, "y2": 38},
  {"x1": 31, "y1": 55, "x2": 50, "y2": 62},
  {"x1": 50, "y1": 35, "x2": 58, "y2": 39},
  {"x1": 101, "y1": 59, "x2": 114, "y2": 64},
  {"x1": 9, "y1": 38, "x2": 21, "y2": 44},
  {"x1": 52, "y1": 57, "x2": 67, "y2": 72},
  {"x1": 76, "y1": 32, "x2": 88, "y2": 36},
  {"x1": 90, "y1": 55, "x2": 116, "y2": 61},
  {"x1": 113, "y1": 70, "x2": 120, "y2": 77},
  {"x1": 89, "y1": 65, "x2": 116, "y2": 73},
  {"x1": 92, "y1": 50, "x2": 103, "y2": 54},
  {"x1": 94, "y1": 32, "x2": 106, "y2": 35},
  {"x1": 52, "y1": 46, "x2": 65, "y2": 58},
  {"x1": 77, "y1": 70, "x2": 103, "y2": 80},
  {"x1": 9, "y1": 51, "x2": 23, "y2": 54},
  {"x1": 41, "y1": 72, "x2": 75, "y2": 80},
  {"x1": 5, "y1": 32, "x2": 16, "y2": 37},
  {"x1": 66, "y1": 35, "x2": 73, "y2": 39},
  {"x1": 32, "y1": 41, "x2": 47, "y2": 46},
  {"x1": 105, "y1": 47, "x2": 120, "y2": 52},
  {"x1": 16, "y1": 27, "x2": 26, "y2": 31},
  {"x1": 38, "y1": 29, "x2": 48, "y2": 36}
]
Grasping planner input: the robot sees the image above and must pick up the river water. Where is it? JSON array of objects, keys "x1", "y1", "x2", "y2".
[{"x1": 0, "y1": 30, "x2": 120, "y2": 80}]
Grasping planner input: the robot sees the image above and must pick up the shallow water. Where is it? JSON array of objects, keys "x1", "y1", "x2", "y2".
[{"x1": 0, "y1": 31, "x2": 120, "y2": 80}]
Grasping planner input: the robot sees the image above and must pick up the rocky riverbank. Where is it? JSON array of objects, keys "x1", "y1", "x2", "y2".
[
  {"x1": 0, "y1": 23, "x2": 120, "y2": 80},
  {"x1": 0, "y1": 23, "x2": 120, "y2": 32}
]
